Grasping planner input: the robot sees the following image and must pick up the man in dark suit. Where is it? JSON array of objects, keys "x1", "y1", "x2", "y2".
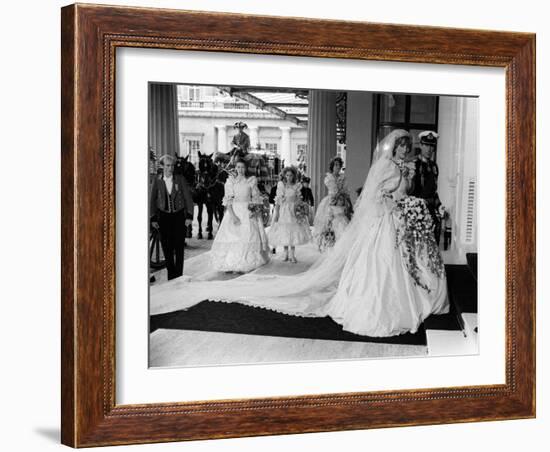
[
  {"x1": 300, "y1": 176, "x2": 314, "y2": 207},
  {"x1": 411, "y1": 131, "x2": 442, "y2": 244},
  {"x1": 150, "y1": 154, "x2": 194, "y2": 280},
  {"x1": 300, "y1": 176, "x2": 315, "y2": 226}
]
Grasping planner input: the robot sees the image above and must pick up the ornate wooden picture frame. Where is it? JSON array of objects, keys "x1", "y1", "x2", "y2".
[{"x1": 61, "y1": 3, "x2": 535, "y2": 447}]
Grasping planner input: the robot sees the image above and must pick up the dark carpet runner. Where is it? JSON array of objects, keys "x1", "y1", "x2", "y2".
[
  {"x1": 150, "y1": 300, "x2": 428, "y2": 346},
  {"x1": 150, "y1": 263, "x2": 479, "y2": 346}
]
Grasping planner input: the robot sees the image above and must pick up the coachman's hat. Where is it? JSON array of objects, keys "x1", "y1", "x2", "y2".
[{"x1": 418, "y1": 130, "x2": 439, "y2": 145}]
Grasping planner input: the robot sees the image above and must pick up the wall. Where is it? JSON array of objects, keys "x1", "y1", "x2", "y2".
[{"x1": 438, "y1": 96, "x2": 479, "y2": 263}]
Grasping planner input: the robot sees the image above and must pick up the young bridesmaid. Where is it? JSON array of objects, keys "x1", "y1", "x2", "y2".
[{"x1": 268, "y1": 167, "x2": 312, "y2": 263}]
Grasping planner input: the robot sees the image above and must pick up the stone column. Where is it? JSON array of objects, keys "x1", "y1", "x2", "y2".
[
  {"x1": 307, "y1": 90, "x2": 337, "y2": 205},
  {"x1": 249, "y1": 126, "x2": 260, "y2": 150},
  {"x1": 215, "y1": 125, "x2": 228, "y2": 154},
  {"x1": 345, "y1": 91, "x2": 374, "y2": 203},
  {"x1": 280, "y1": 126, "x2": 292, "y2": 166},
  {"x1": 148, "y1": 84, "x2": 180, "y2": 158}
]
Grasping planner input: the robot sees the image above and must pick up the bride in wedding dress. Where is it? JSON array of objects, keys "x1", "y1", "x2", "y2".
[{"x1": 155, "y1": 129, "x2": 449, "y2": 337}]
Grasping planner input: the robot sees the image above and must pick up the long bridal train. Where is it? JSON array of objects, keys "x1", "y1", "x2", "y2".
[{"x1": 155, "y1": 130, "x2": 449, "y2": 337}]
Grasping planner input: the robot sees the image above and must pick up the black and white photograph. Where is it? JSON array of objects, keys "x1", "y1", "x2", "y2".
[{"x1": 148, "y1": 82, "x2": 479, "y2": 367}]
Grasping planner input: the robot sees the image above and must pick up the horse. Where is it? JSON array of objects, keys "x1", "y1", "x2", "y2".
[
  {"x1": 194, "y1": 152, "x2": 227, "y2": 240},
  {"x1": 173, "y1": 155, "x2": 196, "y2": 239},
  {"x1": 214, "y1": 148, "x2": 273, "y2": 187}
]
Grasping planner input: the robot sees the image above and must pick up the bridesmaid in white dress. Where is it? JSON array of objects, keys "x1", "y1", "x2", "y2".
[
  {"x1": 268, "y1": 167, "x2": 312, "y2": 263},
  {"x1": 210, "y1": 159, "x2": 270, "y2": 273},
  {"x1": 312, "y1": 156, "x2": 349, "y2": 247}
]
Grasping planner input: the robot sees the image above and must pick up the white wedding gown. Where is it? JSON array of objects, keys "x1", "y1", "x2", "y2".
[
  {"x1": 209, "y1": 175, "x2": 270, "y2": 272},
  {"x1": 155, "y1": 131, "x2": 449, "y2": 337}
]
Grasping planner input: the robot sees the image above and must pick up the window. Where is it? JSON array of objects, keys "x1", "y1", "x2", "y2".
[
  {"x1": 186, "y1": 139, "x2": 201, "y2": 165},
  {"x1": 265, "y1": 143, "x2": 278, "y2": 152},
  {"x1": 374, "y1": 93, "x2": 439, "y2": 159},
  {"x1": 187, "y1": 86, "x2": 201, "y2": 101}
]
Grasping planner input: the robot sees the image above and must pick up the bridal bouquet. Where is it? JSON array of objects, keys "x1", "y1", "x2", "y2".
[{"x1": 394, "y1": 196, "x2": 445, "y2": 292}]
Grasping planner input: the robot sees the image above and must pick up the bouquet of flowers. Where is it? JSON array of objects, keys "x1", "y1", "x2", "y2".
[
  {"x1": 248, "y1": 196, "x2": 271, "y2": 227},
  {"x1": 248, "y1": 203, "x2": 263, "y2": 218},
  {"x1": 317, "y1": 218, "x2": 336, "y2": 252},
  {"x1": 294, "y1": 200, "x2": 310, "y2": 225},
  {"x1": 394, "y1": 196, "x2": 445, "y2": 292}
]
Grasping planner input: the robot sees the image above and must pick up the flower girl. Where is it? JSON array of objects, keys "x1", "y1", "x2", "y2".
[
  {"x1": 316, "y1": 191, "x2": 353, "y2": 252},
  {"x1": 268, "y1": 167, "x2": 312, "y2": 263},
  {"x1": 210, "y1": 159, "x2": 270, "y2": 273},
  {"x1": 329, "y1": 191, "x2": 352, "y2": 239}
]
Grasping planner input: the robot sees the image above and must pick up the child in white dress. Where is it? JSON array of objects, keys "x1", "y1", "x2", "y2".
[
  {"x1": 210, "y1": 160, "x2": 270, "y2": 272},
  {"x1": 329, "y1": 192, "x2": 351, "y2": 240},
  {"x1": 268, "y1": 167, "x2": 312, "y2": 263}
]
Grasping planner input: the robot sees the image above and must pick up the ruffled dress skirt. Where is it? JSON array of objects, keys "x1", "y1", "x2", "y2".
[
  {"x1": 268, "y1": 202, "x2": 312, "y2": 247},
  {"x1": 210, "y1": 201, "x2": 270, "y2": 272}
]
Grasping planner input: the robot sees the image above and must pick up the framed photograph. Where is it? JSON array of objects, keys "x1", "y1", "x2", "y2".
[{"x1": 61, "y1": 3, "x2": 535, "y2": 447}]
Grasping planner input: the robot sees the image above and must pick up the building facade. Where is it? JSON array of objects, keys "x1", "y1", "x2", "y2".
[{"x1": 177, "y1": 85, "x2": 307, "y2": 167}]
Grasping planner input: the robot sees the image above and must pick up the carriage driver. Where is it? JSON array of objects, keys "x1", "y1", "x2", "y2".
[
  {"x1": 150, "y1": 154, "x2": 194, "y2": 280},
  {"x1": 231, "y1": 121, "x2": 251, "y2": 153},
  {"x1": 228, "y1": 121, "x2": 251, "y2": 167}
]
